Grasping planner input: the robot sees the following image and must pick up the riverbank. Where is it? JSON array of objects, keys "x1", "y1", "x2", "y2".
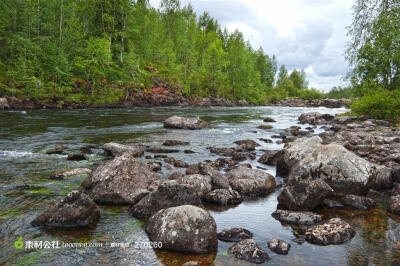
[{"x1": 0, "y1": 94, "x2": 351, "y2": 110}]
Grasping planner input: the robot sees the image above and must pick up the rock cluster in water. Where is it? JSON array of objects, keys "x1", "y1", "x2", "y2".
[{"x1": 28, "y1": 108, "x2": 400, "y2": 264}]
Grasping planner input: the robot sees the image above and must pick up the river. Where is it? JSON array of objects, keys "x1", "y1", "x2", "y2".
[{"x1": 0, "y1": 106, "x2": 399, "y2": 265}]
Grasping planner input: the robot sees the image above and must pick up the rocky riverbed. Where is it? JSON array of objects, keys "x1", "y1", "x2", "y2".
[{"x1": 1, "y1": 106, "x2": 399, "y2": 265}]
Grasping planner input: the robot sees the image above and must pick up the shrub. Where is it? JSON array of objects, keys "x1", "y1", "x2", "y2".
[{"x1": 351, "y1": 89, "x2": 400, "y2": 122}]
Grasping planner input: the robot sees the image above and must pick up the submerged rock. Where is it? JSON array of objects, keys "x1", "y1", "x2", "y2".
[
  {"x1": 263, "y1": 117, "x2": 276, "y2": 122},
  {"x1": 130, "y1": 180, "x2": 202, "y2": 219},
  {"x1": 45, "y1": 145, "x2": 67, "y2": 155},
  {"x1": 217, "y1": 228, "x2": 253, "y2": 242},
  {"x1": 271, "y1": 210, "x2": 322, "y2": 225},
  {"x1": 227, "y1": 166, "x2": 276, "y2": 196},
  {"x1": 145, "y1": 205, "x2": 218, "y2": 254},
  {"x1": 50, "y1": 168, "x2": 92, "y2": 180},
  {"x1": 146, "y1": 147, "x2": 179, "y2": 153},
  {"x1": 228, "y1": 239, "x2": 269, "y2": 264},
  {"x1": 277, "y1": 179, "x2": 334, "y2": 211},
  {"x1": 102, "y1": 142, "x2": 145, "y2": 157},
  {"x1": 342, "y1": 195, "x2": 376, "y2": 210},
  {"x1": 203, "y1": 189, "x2": 243, "y2": 205},
  {"x1": 163, "y1": 115, "x2": 208, "y2": 130},
  {"x1": 163, "y1": 140, "x2": 189, "y2": 146},
  {"x1": 31, "y1": 191, "x2": 100, "y2": 228},
  {"x1": 81, "y1": 154, "x2": 160, "y2": 205},
  {"x1": 305, "y1": 218, "x2": 355, "y2": 245},
  {"x1": 67, "y1": 153, "x2": 86, "y2": 161},
  {"x1": 267, "y1": 238, "x2": 291, "y2": 255}
]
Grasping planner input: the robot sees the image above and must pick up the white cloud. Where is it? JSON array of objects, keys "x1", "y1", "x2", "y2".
[{"x1": 149, "y1": 0, "x2": 354, "y2": 91}]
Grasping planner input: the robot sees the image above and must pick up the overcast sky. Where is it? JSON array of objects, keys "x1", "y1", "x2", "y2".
[{"x1": 149, "y1": 0, "x2": 354, "y2": 91}]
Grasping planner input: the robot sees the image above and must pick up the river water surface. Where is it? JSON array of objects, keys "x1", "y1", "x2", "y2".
[{"x1": 0, "y1": 106, "x2": 399, "y2": 265}]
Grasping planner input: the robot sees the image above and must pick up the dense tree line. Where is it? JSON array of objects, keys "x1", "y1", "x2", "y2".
[
  {"x1": 0, "y1": 0, "x2": 316, "y2": 105},
  {"x1": 344, "y1": 0, "x2": 400, "y2": 122}
]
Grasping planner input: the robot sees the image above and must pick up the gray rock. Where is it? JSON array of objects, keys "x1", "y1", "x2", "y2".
[
  {"x1": 298, "y1": 112, "x2": 333, "y2": 125},
  {"x1": 198, "y1": 163, "x2": 230, "y2": 189},
  {"x1": 147, "y1": 161, "x2": 162, "y2": 172},
  {"x1": 145, "y1": 205, "x2": 218, "y2": 254},
  {"x1": 323, "y1": 199, "x2": 344, "y2": 208},
  {"x1": 81, "y1": 154, "x2": 161, "y2": 205},
  {"x1": 203, "y1": 189, "x2": 243, "y2": 205},
  {"x1": 0, "y1": 98, "x2": 9, "y2": 109},
  {"x1": 228, "y1": 239, "x2": 269, "y2": 264},
  {"x1": 102, "y1": 142, "x2": 145, "y2": 157},
  {"x1": 146, "y1": 147, "x2": 179, "y2": 153},
  {"x1": 281, "y1": 137, "x2": 375, "y2": 195},
  {"x1": 277, "y1": 180, "x2": 334, "y2": 211},
  {"x1": 31, "y1": 191, "x2": 100, "y2": 228},
  {"x1": 163, "y1": 115, "x2": 208, "y2": 130},
  {"x1": 130, "y1": 180, "x2": 202, "y2": 219},
  {"x1": 217, "y1": 228, "x2": 253, "y2": 242},
  {"x1": 388, "y1": 195, "x2": 400, "y2": 215},
  {"x1": 258, "y1": 150, "x2": 280, "y2": 165},
  {"x1": 271, "y1": 210, "x2": 322, "y2": 225},
  {"x1": 49, "y1": 168, "x2": 92, "y2": 180},
  {"x1": 227, "y1": 166, "x2": 276, "y2": 196},
  {"x1": 164, "y1": 157, "x2": 188, "y2": 168},
  {"x1": 305, "y1": 218, "x2": 355, "y2": 245},
  {"x1": 342, "y1": 195, "x2": 376, "y2": 210},
  {"x1": 267, "y1": 238, "x2": 291, "y2": 255},
  {"x1": 369, "y1": 166, "x2": 393, "y2": 190},
  {"x1": 172, "y1": 174, "x2": 212, "y2": 197}
]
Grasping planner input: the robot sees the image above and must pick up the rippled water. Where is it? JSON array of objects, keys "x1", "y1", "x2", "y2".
[{"x1": 1, "y1": 106, "x2": 399, "y2": 265}]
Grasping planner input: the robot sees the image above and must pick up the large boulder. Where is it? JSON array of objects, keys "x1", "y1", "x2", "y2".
[
  {"x1": 203, "y1": 189, "x2": 243, "y2": 205},
  {"x1": 276, "y1": 136, "x2": 323, "y2": 177},
  {"x1": 102, "y1": 142, "x2": 145, "y2": 157},
  {"x1": 217, "y1": 228, "x2": 253, "y2": 242},
  {"x1": 31, "y1": 191, "x2": 100, "y2": 228},
  {"x1": 277, "y1": 179, "x2": 334, "y2": 211},
  {"x1": 145, "y1": 205, "x2": 218, "y2": 254},
  {"x1": 279, "y1": 137, "x2": 375, "y2": 195},
  {"x1": 81, "y1": 154, "x2": 161, "y2": 205},
  {"x1": 227, "y1": 166, "x2": 276, "y2": 196},
  {"x1": 271, "y1": 210, "x2": 322, "y2": 225},
  {"x1": 163, "y1": 115, "x2": 208, "y2": 130},
  {"x1": 130, "y1": 180, "x2": 202, "y2": 219},
  {"x1": 228, "y1": 239, "x2": 269, "y2": 264},
  {"x1": 305, "y1": 218, "x2": 355, "y2": 245}
]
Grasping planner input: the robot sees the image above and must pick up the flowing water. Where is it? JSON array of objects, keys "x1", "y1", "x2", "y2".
[{"x1": 0, "y1": 106, "x2": 399, "y2": 265}]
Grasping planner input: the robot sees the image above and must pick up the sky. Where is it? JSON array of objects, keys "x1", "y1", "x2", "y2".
[{"x1": 149, "y1": 0, "x2": 354, "y2": 92}]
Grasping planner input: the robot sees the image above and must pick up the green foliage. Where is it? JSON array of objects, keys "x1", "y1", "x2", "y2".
[
  {"x1": 351, "y1": 89, "x2": 400, "y2": 122},
  {"x1": 0, "y1": 0, "x2": 319, "y2": 104}
]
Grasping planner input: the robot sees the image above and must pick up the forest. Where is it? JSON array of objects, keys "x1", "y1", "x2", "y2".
[{"x1": 0, "y1": 0, "x2": 323, "y2": 105}]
